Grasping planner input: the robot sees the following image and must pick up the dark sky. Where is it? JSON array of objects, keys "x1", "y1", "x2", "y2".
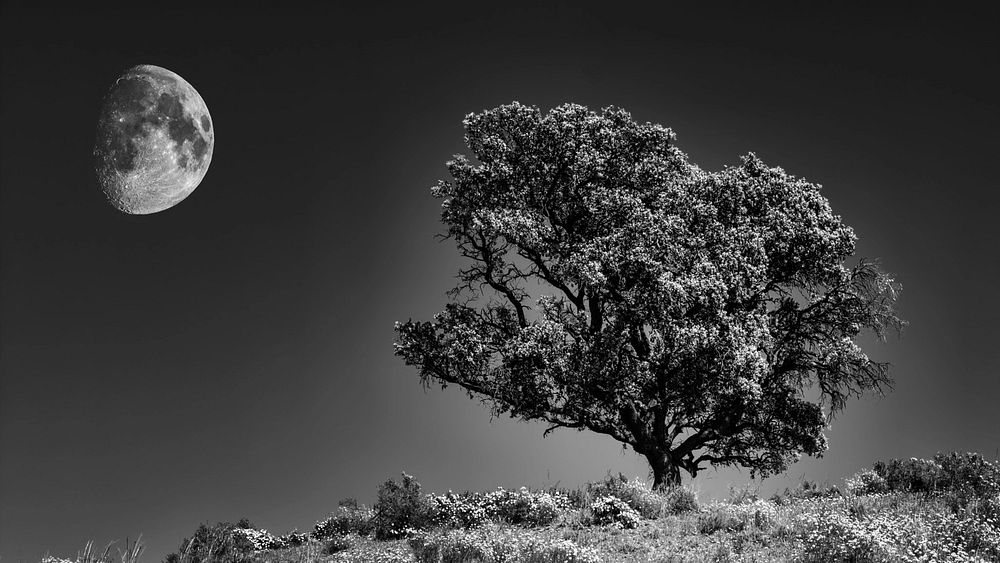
[{"x1": 2, "y1": 2, "x2": 998, "y2": 561}]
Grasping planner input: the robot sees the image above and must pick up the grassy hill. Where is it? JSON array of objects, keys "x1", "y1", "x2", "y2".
[{"x1": 47, "y1": 453, "x2": 1000, "y2": 563}]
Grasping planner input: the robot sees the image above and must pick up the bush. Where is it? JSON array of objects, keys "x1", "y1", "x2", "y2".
[
  {"x1": 313, "y1": 498, "x2": 375, "y2": 538},
  {"x1": 431, "y1": 491, "x2": 491, "y2": 529},
  {"x1": 550, "y1": 485, "x2": 587, "y2": 510},
  {"x1": 696, "y1": 500, "x2": 777, "y2": 535},
  {"x1": 934, "y1": 451, "x2": 1000, "y2": 500},
  {"x1": 409, "y1": 524, "x2": 600, "y2": 563},
  {"x1": 589, "y1": 495, "x2": 642, "y2": 529},
  {"x1": 483, "y1": 487, "x2": 569, "y2": 527},
  {"x1": 374, "y1": 472, "x2": 435, "y2": 540},
  {"x1": 727, "y1": 483, "x2": 760, "y2": 505},
  {"x1": 42, "y1": 539, "x2": 144, "y2": 563},
  {"x1": 846, "y1": 469, "x2": 889, "y2": 496},
  {"x1": 873, "y1": 457, "x2": 944, "y2": 494},
  {"x1": 770, "y1": 479, "x2": 841, "y2": 505},
  {"x1": 323, "y1": 534, "x2": 353, "y2": 554},
  {"x1": 165, "y1": 519, "x2": 259, "y2": 563},
  {"x1": 230, "y1": 527, "x2": 279, "y2": 551},
  {"x1": 586, "y1": 474, "x2": 688, "y2": 519},
  {"x1": 662, "y1": 485, "x2": 700, "y2": 515},
  {"x1": 796, "y1": 499, "x2": 1000, "y2": 563},
  {"x1": 872, "y1": 452, "x2": 1000, "y2": 502},
  {"x1": 276, "y1": 531, "x2": 309, "y2": 547}
]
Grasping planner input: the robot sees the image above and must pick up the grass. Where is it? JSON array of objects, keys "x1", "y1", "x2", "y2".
[{"x1": 46, "y1": 454, "x2": 1000, "y2": 563}]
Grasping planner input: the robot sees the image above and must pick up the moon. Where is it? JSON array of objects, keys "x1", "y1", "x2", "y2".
[{"x1": 94, "y1": 65, "x2": 214, "y2": 214}]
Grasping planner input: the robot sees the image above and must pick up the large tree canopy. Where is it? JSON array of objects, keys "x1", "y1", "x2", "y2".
[{"x1": 395, "y1": 102, "x2": 903, "y2": 488}]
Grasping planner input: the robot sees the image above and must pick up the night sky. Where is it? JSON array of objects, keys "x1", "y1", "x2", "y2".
[{"x1": 2, "y1": 2, "x2": 999, "y2": 561}]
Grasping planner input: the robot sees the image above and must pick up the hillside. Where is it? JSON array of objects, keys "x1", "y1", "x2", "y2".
[{"x1": 47, "y1": 453, "x2": 1000, "y2": 563}]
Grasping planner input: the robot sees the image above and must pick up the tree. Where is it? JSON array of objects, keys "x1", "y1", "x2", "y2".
[{"x1": 394, "y1": 102, "x2": 903, "y2": 489}]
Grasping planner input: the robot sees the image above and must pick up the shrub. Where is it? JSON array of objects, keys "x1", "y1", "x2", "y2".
[
  {"x1": 795, "y1": 498, "x2": 1000, "y2": 563},
  {"x1": 42, "y1": 538, "x2": 144, "y2": 563},
  {"x1": 164, "y1": 520, "x2": 260, "y2": 563},
  {"x1": 589, "y1": 495, "x2": 642, "y2": 529},
  {"x1": 662, "y1": 485, "x2": 700, "y2": 515},
  {"x1": 586, "y1": 474, "x2": 686, "y2": 518},
  {"x1": 550, "y1": 485, "x2": 588, "y2": 510},
  {"x1": 483, "y1": 487, "x2": 569, "y2": 527},
  {"x1": 374, "y1": 472, "x2": 435, "y2": 540},
  {"x1": 230, "y1": 527, "x2": 279, "y2": 551},
  {"x1": 323, "y1": 534, "x2": 353, "y2": 554},
  {"x1": 409, "y1": 524, "x2": 600, "y2": 563},
  {"x1": 431, "y1": 491, "x2": 491, "y2": 529},
  {"x1": 770, "y1": 479, "x2": 841, "y2": 505},
  {"x1": 727, "y1": 483, "x2": 760, "y2": 505},
  {"x1": 313, "y1": 499, "x2": 375, "y2": 539},
  {"x1": 935, "y1": 507, "x2": 1000, "y2": 560},
  {"x1": 696, "y1": 500, "x2": 777, "y2": 535},
  {"x1": 872, "y1": 452, "x2": 1000, "y2": 503},
  {"x1": 846, "y1": 468, "x2": 889, "y2": 496},
  {"x1": 873, "y1": 457, "x2": 944, "y2": 494},
  {"x1": 934, "y1": 451, "x2": 1000, "y2": 500},
  {"x1": 276, "y1": 531, "x2": 309, "y2": 547}
]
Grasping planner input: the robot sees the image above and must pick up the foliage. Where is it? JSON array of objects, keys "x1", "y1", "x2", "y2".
[
  {"x1": 872, "y1": 452, "x2": 1000, "y2": 500},
  {"x1": 323, "y1": 534, "x2": 354, "y2": 554},
  {"x1": 484, "y1": 487, "x2": 570, "y2": 526},
  {"x1": 314, "y1": 498, "x2": 376, "y2": 539},
  {"x1": 873, "y1": 456, "x2": 946, "y2": 494},
  {"x1": 409, "y1": 524, "x2": 601, "y2": 563},
  {"x1": 273, "y1": 531, "x2": 309, "y2": 548},
  {"x1": 373, "y1": 472, "x2": 435, "y2": 540},
  {"x1": 430, "y1": 487, "x2": 570, "y2": 529},
  {"x1": 585, "y1": 473, "x2": 697, "y2": 518},
  {"x1": 59, "y1": 453, "x2": 1000, "y2": 562},
  {"x1": 796, "y1": 495, "x2": 1000, "y2": 562},
  {"x1": 770, "y1": 478, "x2": 841, "y2": 506},
  {"x1": 696, "y1": 500, "x2": 777, "y2": 534},
  {"x1": 934, "y1": 452, "x2": 1000, "y2": 500},
  {"x1": 846, "y1": 468, "x2": 890, "y2": 496},
  {"x1": 164, "y1": 519, "x2": 262, "y2": 563},
  {"x1": 727, "y1": 482, "x2": 761, "y2": 505},
  {"x1": 41, "y1": 538, "x2": 143, "y2": 563},
  {"x1": 395, "y1": 101, "x2": 903, "y2": 488},
  {"x1": 588, "y1": 495, "x2": 642, "y2": 529},
  {"x1": 430, "y1": 491, "x2": 492, "y2": 529}
]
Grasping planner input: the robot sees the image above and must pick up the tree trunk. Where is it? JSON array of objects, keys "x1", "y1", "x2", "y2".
[{"x1": 646, "y1": 451, "x2": 682, "y2": 490}]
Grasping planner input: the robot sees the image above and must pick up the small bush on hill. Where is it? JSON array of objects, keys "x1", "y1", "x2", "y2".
[
  {"x1": 165, "y1": 518, "x2": 259, "y2": 563},
  {"x1": 662, "y1": 485, "x2": 700, "y2": 515},
  {"x1": 550, "y1": 485, "x2": 587, "y2": 510},
  {"x1": 796, "y1": 495, "x2": 1000, "y2": 563},
  {"x1": 846, "y1": 469, "x2": 889, "y2": 496},
  {"x1": 409, "y1": 524, "x2": 600, "y2": 563},
  {"x1": 873, "y1": 457, "x2": 944, "y2": 493},
  {"x1": 41, "y1": 538, "x2": 144, "y2": 563},
  {"x1": 483, "y1": 487, "x2": 570, "y2": 527},
  {"x1": 275, "y1": 531, "x2": 309, "y2": 548},
  {"x1": 314, "y1": 498, "x2": 375, "y2": 539},
  {"x1": 727, "y1": 483, "x2": 760, "y2": 505},
  {"x1": 697, "y1": 500, "x2": 777, "y2": 535},
  {"x1": 430, "y1": 491, "x2": 491, "y2": 529},
  {"x1": 871, "y1": 452, "x2": 1000, "y2": 507},
  {"x1": 589, "y1": 495, "x2": 642, "y2": 529},
  {"x1": 322, "y1": 534, "x2": 353, "y2": 554},
  {"x1": 935, "y1": 451, "x2": 1000, "y2": 500},
  {"x1": 374, "y1": 472, "x2": 435, "y2": 540},
  {"x1": 770, "y1": 479, "x2": 841, "y2": 505},
  {"x1": 230, "y1": 528, "x2": 279, "y2": 552},
  {"x1": 585, "y1": 474, "x2": 697, "y2": 518}
]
